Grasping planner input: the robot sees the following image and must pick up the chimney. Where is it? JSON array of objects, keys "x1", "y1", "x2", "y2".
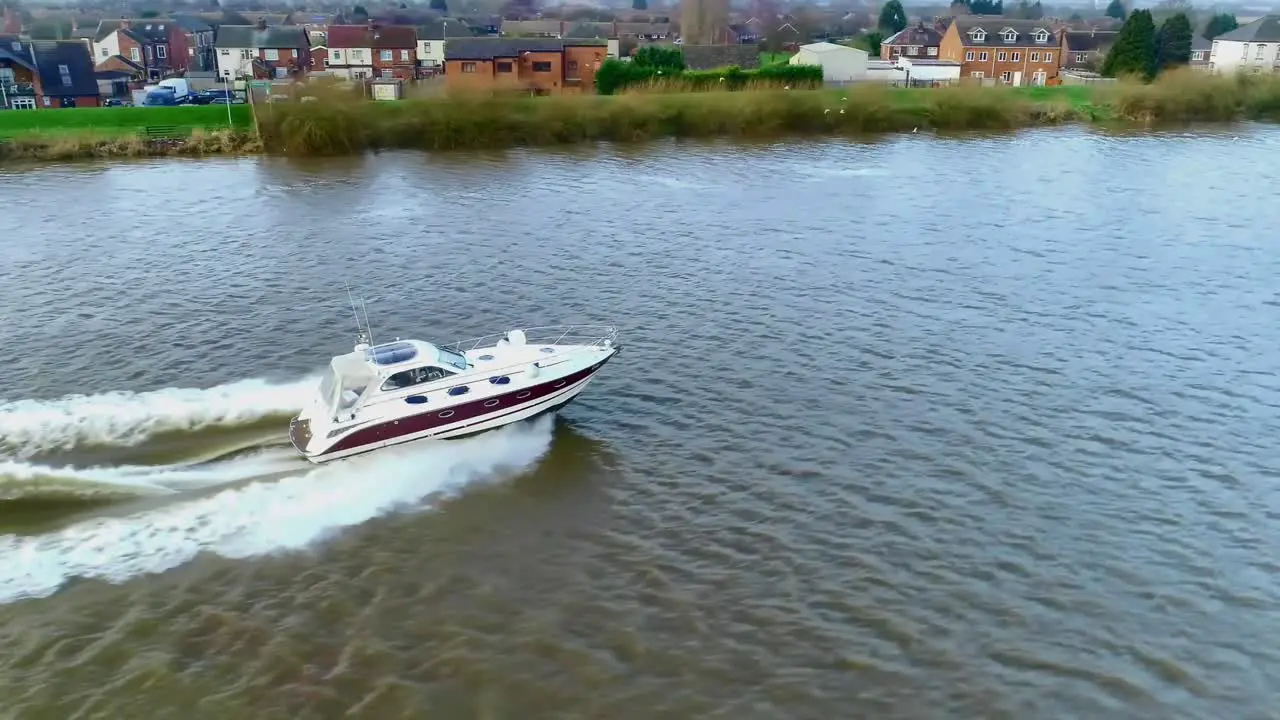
[
  {"x1": 120, "y1": 17, "x2": 131, "y2": 29},
  {"x1": 256, "y1": 17, "x2": 267, "y2": 30}
]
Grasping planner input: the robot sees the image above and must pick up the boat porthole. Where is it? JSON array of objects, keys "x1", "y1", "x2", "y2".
[
  {"x1": 540, "y1": 347, "x2": 556, "y2": 353},
  {"x1": 484, "y1": 399, "x2": 500, "y2": 407},
  {"x1": 554, "y1": 381, "x2": 566, "y2": 388},
  {"x1": 439, "y1": 410, "x2": 455, "y2": 419},
  {"x1": 479, "y1": 354, "x2": 495, "y2": 360},
  {"x1": 517, "y1": 391, "x2": 532, "y2": 399}
]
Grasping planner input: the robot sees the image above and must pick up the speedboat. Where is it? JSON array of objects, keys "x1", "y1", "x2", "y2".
[{"x1": 288, "y1": 325, "x2": 620, "y2": 463}]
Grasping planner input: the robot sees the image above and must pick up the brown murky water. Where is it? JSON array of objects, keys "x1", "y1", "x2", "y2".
[{"x1": 2, "y1": 128, "x2": 1280, "y2": 718}]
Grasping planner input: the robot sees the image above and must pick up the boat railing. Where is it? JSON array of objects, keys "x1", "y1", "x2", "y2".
[{"x1": 443, "y1": 325, "x2": 618, "y2": 354}]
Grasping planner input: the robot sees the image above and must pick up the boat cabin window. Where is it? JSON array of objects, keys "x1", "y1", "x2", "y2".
[{"x1": 381, "y1": 365, "x2": 454, "y2": 391}]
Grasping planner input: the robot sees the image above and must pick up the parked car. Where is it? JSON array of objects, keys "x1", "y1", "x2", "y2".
[{"x1": 103, "y1": 98, "x2": 131, "y2": 107}]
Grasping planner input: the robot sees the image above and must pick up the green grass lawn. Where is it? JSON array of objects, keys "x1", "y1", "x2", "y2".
[
  {"x1": 0, "y1": 104, "x2": 254, "y2": 139},
  {"x1": 758, "y1": 52, "x2": 791, "y2": 66}
]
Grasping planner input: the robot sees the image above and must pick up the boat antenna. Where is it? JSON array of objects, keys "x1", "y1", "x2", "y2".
[
  {"x1": 359, "y1": 296, "x2": 374, "y2": 346},
  {"x1": 345, "y1": 283, "x2": 370, "y2": 347}
]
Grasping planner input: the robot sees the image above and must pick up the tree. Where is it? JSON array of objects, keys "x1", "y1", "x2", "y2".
[
  {"x1": 1010, "y1": 0, "x2": 1043, "y2": 19},
  {"x1": 864, "y1": 30, "x2": 883, "y2": 57},
  {"x1": 632, "y1": 0, "x2": 646, "y2": 8},
  {"x1": 633, "y1": 45, "x2": 685, "y2": 70},
  {"x1": 1203, "y1": 12, "x2": 1237, "y2": 39},
  {"x1": 429, "y1": 0, "x2": 447, "y2": 11},
  {"x1": 353, "y1": 4, "x2": 368, "y2": 19},
  {"x1": 1155, "y1": 12, "x2": 1192, "y2": 70},
  {"x1": 967, "y1": 0, "x2": 1002, "y2": 15},
  {"x1": 878, "y1": 0, "x2": 906, "y2": 35},
  {"x1": 1102, "y1": 8, "x2": 1157, "y2": 79},
  {"x1": 1105, "y1": 0, "x2": 1126, "y2": 20}
]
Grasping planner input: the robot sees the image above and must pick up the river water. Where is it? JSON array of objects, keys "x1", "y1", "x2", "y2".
[{"x1": 1, "y1": 126, "x2": 1279, "y2": 718}]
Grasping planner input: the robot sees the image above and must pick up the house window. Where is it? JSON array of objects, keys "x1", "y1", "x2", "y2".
[
  {"x1": 332, "y1": 49, "x2": 341, "y2": 60},
  {"x1": 462, "y1": 61, "x2": 476, "y2": 72},
  {"x1": 422, "y1": 42, "x2": 431, "y2": 52},
  {"x1": 1044, "y1": 52, "x2": 1052, "y2": 62},
  {"x1": 1242, "y1": 44, "x2": 1249, "y2": 59},
  {"x1": 130, "y1": 47, "x2": 140, "y2": 62},
  {"x1": 157, "y1": 44, "x2": 166, "y2": 59},
  {"x1": 240, "y1": 49, "x2": 251, "y2": 59},
  {"x1": 100, "y1": 47, "x2": 108, "y2": 57},
  {"x1": 1030, "y1": 51, "x2": 1040, "y2": 62},
  {"x1": 997, "y1": 51, "x2": 1007, "y2": 61},
  {"x1": 927, "y1": 46, "x2": 937, "y2": 56},
  {"x1": 1075, "y1": 52, "x2": 1085, "y2": 62},
  {"x1": 146, "y1": 45, "x2": 153, "y2": 61},
  {"x1": 381, "y1": 68, "x2": 394, "y2": 78},
  {"x1": 351, "y1": 50, "x2": 364, "y2": 60},
  {"x1": 380, "y1": 50, "x2": 392, "y2": 61},
  {"x1": 979, "y1": 51, "x2": 989, "y2": 61},
  {"x1": 265, "y1": 48, "x2": 279, "y2": 61},
  {"x1": 400, "y1": 49, "x2": 409, "y2": 60},
  {"x1": 567, "y1": 60, "x2": 578, "y2": 72},
  {"x1": 964, "y1": 50, "x2": 974, "y2": 61},
  {"x1": 1002, "y1": 29, "x2": 1017, "y2": 43},
  {"x1": 1012, "y1": 51, "x2": 1020, "y2": 61},
  {"x1": 907, "y1": 45, "x2": 919, "y2": 55},
  {"x1": 1034, "y1": 30, "x2": 1049, "y2": 43},
  {"x1": 1000, "y1": 70, "x2": 1012, "y2": 83},
  {"x1": 220, "y1": 48, "x2": 229, "y2": 55},
  {"x1": 1256, "y1": 44, "x2": 1265, "y2": 59},
  {"x1": 968, "y1": 29, "x2": 986, "y2": 42},
  {"x1": 496, "y1": 60, "x2": 512, "y2": 72},
  {"x1": 532, "y1": 61, "x2": 552, "y2": 72},
  {"x1": 970, "y1": 71, "x2": 984, "y2": 78},
  {"x1": 58, "y1": 63, "x2": 71, "y2": 86}
]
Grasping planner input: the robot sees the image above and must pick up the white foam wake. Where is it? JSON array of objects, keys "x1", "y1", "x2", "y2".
[
  {"x1": 0, "y1": 417, "x2": 554, "y2": 603},
  {"x1": 0, "y1": 376, "x2": 317, "y2": 458},
  {"x1": 0, "y1": 448, "x2": 301, "y2": 502}
]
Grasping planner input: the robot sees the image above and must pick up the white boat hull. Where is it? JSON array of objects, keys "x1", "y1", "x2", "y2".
[{"x1": 300, "y1": 371, "x2": 598, "y2": 464}]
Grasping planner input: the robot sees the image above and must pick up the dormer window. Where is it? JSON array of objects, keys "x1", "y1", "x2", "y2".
[
  {"x1": 968, "y1": 28, "x2": 986, "y2": 42},
  {"x1": 1033, "y1": 29, "x2": 1050, "y2": 43},
  {"x1": 1001, "y1": 28, "x2": 1018, "y2": 43}
]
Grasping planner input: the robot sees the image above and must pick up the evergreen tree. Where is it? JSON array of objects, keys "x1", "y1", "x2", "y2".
[
  {"x1": 1203, "y1": 12, "x2": 1238, "y2": 39},
  {"x1": 1102, "y1": 9, "x2": 1157, "y2": 79},
  {"x1": 632, "y1": 0, "x2": 647, "y2": 9},
  {"x1": 1105, "y1": 0, "x2": 1126, "y2": 20},
  {"x1": 1156, "y1": 12, "x2": 1192, "y2": 71},
  {"x1": 968, "y1": 0, "x2": 1002, "y2": 14},
  {"x1": 878, "y1": 0, "x2": 907, "y2": 35}
]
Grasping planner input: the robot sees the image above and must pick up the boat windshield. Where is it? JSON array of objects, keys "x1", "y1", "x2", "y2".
[
  {"x1": 324, "y1": 353, "x2": 376, "y2": 416},
  {"x1": 437, "y1": 346, "x2": 467, "y2": 371}
]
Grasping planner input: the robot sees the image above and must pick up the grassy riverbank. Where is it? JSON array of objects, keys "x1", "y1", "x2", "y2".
[{"x1": 3, "y1": 71, "x2": 1280, "y2": 162}]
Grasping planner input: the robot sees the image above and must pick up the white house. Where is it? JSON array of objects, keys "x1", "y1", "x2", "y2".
[
  {"x1": 325, "y1": 25, "x2": 374, "y2": 80},
  {"x1": 416, "y1": 19, "x2": 471, "y2": 70},
  {"x1": 1207, "y1": 15, "x2": 1280, "y2": 74},
  {"x1": 790, "y1": 42, "x2": 868, "y2": 83}
]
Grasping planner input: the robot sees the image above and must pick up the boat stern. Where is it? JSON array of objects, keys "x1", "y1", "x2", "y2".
[{"x1": 289, "y1": 415, "x2": 314, "y2": 455}]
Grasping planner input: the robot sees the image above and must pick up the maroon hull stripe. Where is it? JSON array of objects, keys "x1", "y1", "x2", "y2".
[{"x1": 322, "y1": 355, "x2": 613, "y2": 456}]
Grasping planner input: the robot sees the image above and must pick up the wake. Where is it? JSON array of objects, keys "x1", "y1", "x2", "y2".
[
  {"x1": 0, "y1": 416, "x2": 555, "y2": 603},
  {"x1": 0, "y1": 376, "x2": 316, "y2": 459}
]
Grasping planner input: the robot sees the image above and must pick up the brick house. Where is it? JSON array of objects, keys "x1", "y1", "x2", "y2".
[
  {"x1": 444, "y1": 38, "x2": 607, "y2": 95},
  {"x1": 881, "y1": 22, "x2": 944, "y2": 60},
  {"x1": 215, "y1": 21, "x2": 310, "y2": 80},
  {"x1": 0, "y1": 37, "x2": 101, "y2": 109},
  {"x1": 939, "y1": 16, "x2": 1061, "y2": 86},
  {"x1": 93, "y1": 19, "x2": 173, "y2": 80},
  {"x1": 371, "y1": 25, "x2": 417, "y2": 79},
  {"x1": 1058, "y1": 28, "x2": 1118, "y2": 72}
]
